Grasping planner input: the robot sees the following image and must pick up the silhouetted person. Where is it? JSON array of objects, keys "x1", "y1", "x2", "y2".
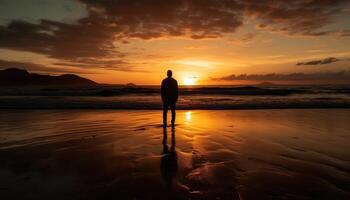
[
  {"x1": 160, "y1": 127, "x2": 177, "y2": 188},
  {"x1": 161, "y1": 70, "x2": 178, "y2": 127}
]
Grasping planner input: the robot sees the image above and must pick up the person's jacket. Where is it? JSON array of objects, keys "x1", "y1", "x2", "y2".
[{"x1": 161, "y1": 77, "x2": 178, "y2": 104}]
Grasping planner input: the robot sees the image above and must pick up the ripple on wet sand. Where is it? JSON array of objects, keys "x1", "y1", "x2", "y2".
[{"x1": 0, "y1": 109, "x2": 349, "y2": 199}]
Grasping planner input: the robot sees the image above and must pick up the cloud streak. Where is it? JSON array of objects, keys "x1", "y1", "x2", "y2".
[
  {"x1": 214, "y1": 71, "x2": 350, "y2": 82},
  {"x1": 0, "y1": 59, "x2": 90, "y2": 74},
  {"x1": 296, "y1": 57, "x2": 341, "y2": 65}
]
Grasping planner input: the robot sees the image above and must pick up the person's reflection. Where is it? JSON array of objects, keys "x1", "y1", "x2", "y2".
[{"x1": 160, "y1": 127, "x2": 178, "y2": 188}]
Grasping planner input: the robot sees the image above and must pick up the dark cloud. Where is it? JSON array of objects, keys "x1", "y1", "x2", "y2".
[
  {"x1": 80, "y1": 0, "x2": 350, "y2": 38},
  {"x1": 0, "y1": 0, "x2": 349, "y2": 69},
  {"x1": 214, "y1": 71, "x2": 350, "y2": 82},
  {"x1": 0, "y1": 19, "x2": 119, "y2": 60},
  {"x1": 81, "y1": 0, "x2": 244, "y2": 39},
  {"x1": 296, "y1": 57, "x2": 340, "y2": 65},
  {"x1": 336, "y1": 29, "x2": 350, "y2": 37},
  {"x1": 247, "y1": 0, "x2": 350, "y2": 36}
]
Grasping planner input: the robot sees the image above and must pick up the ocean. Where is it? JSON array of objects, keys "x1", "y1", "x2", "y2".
[{"x1": 0, "y1": 84, "x2": 349, "y2": 109}]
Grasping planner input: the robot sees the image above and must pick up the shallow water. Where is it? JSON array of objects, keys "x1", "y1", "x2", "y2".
[{"x1": 0, "y1": 109, "x2": 349, "y2": 199}]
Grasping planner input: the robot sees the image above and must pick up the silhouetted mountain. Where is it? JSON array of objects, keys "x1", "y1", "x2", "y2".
[
  {"x1": 126, "y1": 83, "x2": 137, "y2": 88},
  {"x1": 256, "y1": 82, "x2": 278, "y2": 87},
  {"x1": 0, "y1": 68, "x2": 97, "y2": 86}
]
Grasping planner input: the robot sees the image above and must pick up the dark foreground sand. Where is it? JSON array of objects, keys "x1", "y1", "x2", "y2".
[{"x1": 0, "y1": 109, "x2": 349, "y2": 200}]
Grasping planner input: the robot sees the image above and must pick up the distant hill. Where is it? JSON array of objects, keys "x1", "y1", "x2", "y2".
[
  {"x1": 0, "y1": 68, "x2": 97, "y2": 86},
  {"x1": 256, "y1": 82, "x2": 278, "y2": 87},
  {"x1": 125, "y1": 83, "x2": 137, "y2": 88}
]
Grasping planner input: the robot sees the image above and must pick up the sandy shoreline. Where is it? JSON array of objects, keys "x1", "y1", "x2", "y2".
[{"x1": 0, "y1": 109, "x2": 349, "y2": 199}]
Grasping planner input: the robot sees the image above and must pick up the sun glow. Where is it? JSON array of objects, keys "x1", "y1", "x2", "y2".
[
  {"x1": 177, "y1": 60, "x2": 214, "y2": 68},
  {"x1": 183, "y1": 76, "x2": 197, "y2": 85}
]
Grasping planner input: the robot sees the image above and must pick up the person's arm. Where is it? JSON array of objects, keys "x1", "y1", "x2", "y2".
[
  {"x1": 175, "y1": 80, "x2": 178, "y2": 102},
  {"x1": 161, "y1": 80, "x2": 165, "y2": 102}
]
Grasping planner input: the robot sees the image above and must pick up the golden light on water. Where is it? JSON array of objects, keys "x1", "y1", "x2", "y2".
[{"x1": 185, "y1": 111, "x2": 192, "y2": 121}]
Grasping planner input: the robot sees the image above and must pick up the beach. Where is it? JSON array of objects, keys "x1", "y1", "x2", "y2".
[{"x1": 0, "y1": 109, "x2": 349, "y2": 199}]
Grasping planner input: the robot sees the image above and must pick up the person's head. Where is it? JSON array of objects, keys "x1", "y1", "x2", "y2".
[{"x1": 167, "y1": 70, "x2": 172, "y2": 78}]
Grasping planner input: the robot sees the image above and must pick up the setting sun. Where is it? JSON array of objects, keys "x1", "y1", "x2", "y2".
[{"x1": 183, "y1": 76, "x2": 197, "y2": 85}]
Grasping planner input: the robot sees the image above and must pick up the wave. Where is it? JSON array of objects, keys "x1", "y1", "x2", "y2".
[
  {"x1": 0, "y1": 95, "x2": 349, "y2": 109},
  {"x1": 0, "y1": 85, "x2": 349, "y2": 109},
  {"x1": 0, "y1": 85, "x2": 349, "y2": 97}
]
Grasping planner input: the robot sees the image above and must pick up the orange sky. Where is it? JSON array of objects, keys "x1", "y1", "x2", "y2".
[{"x1": 0, "y1": 0, "x2": 350, "y2": 85}]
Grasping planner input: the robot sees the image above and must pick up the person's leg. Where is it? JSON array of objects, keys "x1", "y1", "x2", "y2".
[
  {"x1": 170, "y1": 103, "x2": 176, "y2": 126},
  {"x1": 163, "y1": 103, "x2": 169, "y2": 126}
]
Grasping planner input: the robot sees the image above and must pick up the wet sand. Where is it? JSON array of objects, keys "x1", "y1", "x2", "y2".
[{"x1": 0, "y1": 109, "x2": 349, "y2": 200}]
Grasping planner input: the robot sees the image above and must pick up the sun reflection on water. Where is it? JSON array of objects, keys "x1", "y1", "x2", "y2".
[{"x1": 185, "y1": 111, "x2": 192, "y2": 122}]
